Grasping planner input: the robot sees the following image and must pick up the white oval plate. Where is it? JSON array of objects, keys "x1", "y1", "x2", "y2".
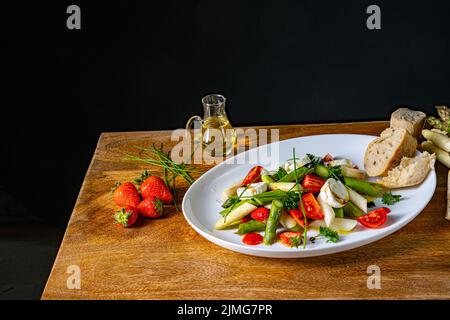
[{"x1": 182, "y1": 134, "x2": 436, "y2": 258}]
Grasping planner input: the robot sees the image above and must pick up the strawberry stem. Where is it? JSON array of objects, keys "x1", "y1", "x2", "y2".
[{"x1": 124, "y1": 143, "x2": 202, "y2": 212}]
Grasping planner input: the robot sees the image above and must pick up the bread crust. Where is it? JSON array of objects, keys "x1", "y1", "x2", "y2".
[
  {"x1": 376, "y1": 152, "x2": 435, "y2": 188},
  {"x1": 390, "y1": 107, "x2": 426, "y2": 138},
  {"x1": 364, "y1": 128, "x2": 417, "y2": 177}
]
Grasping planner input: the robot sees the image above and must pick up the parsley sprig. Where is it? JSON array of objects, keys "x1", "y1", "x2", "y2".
[
  {"x1": 310, "y1": 226, "x2": 340, "y2": 243},
  {"x1": 272, "y1": 166, "x2": 287, "y2": 181},
  {"x1": 281, "y1": 191, "x2": 300, "y2": 210},
  {"x1": 382, "y1": 192, "x2": 402, "y2": 205}
]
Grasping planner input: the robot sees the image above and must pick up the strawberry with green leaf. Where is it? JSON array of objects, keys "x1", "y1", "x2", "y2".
[
  {"x1": 137, "y1": 196, "x2": 164, "y2": 218},
  {"x1": 136, "y1": 171, "x2": 174, "y2": 204},
  {"x1": 113, "y1": 206, "x2": 138, "y2": 228}
]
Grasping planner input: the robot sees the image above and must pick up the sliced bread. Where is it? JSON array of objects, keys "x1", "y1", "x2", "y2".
[
  {"x1": 376, "y1": 151, "x2": 435, "y2": 188},
  {"x1": 364, "y1": 127, "x2": 417, "y2": 177},
  {"x1": 390, "y1": 107, "x2": 426, "y2": 138}
]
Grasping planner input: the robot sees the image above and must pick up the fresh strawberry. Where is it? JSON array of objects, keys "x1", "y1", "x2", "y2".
[
  {"x1": 140, "y1": 175, "x2": 173, "y2": 204},
  {"x1": 250, "y1": 207, "x2": 270, "y2": 222},
  {"x1": 279, "y1": 231, "x2": 303, "y2": 248},
  {"x1": 137, "y1": 196, "x2": 163, "y2": 218},
  {"x1": 113, "y1": 206, "x2": 138, "y2": 228},
  {"x1": 112, "y1": 182, "x2": 141, "y2": 207},
  {"x1": 242, "y1": 233, "x2": 263, "y2": 245}
]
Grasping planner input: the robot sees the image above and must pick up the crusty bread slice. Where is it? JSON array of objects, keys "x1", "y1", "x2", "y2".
[
  {"x1": 364, "y1": 128, "x2": 417, "y2": 177},
  {"x1": 376, "y1": 151, "x2": 435, "y2": 188},
  {"x1": 390, "y1": 107, "x2": 426, "y2": 138}
]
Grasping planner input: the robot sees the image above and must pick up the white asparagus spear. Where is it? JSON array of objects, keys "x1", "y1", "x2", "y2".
[
  {"x1": 422, "y1": 129, "x2": 450, "y2": 152},
  {"x1": 214, "y1": 202, "x2": 257, "y2": 230},
  {"x1": 279, "y1": 209, "x2": 297, "y2": 229},
  {"x1": 422, "y1": 141, "x2": 450, "y2": 168},
  {"x1": 220, "y1": 180, "x2": 242, "y2": 202}
]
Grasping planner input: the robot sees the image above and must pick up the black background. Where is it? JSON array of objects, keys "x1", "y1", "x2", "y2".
[
  {"x1": 3, "y1": 0, "x2": 450, "y2": 225},
  {"x1": 1, "y1": 0, "x2": 449, "y2": 299}
]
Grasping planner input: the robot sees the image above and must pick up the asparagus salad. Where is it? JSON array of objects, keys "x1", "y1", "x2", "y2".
[{"x1": 215, "y1": 150, "x2": 402, "y2": 248}]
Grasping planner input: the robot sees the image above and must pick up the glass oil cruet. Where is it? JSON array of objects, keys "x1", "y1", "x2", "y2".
[{"x1": 186, "y1": 94, "x2": 236, "y2": 157}]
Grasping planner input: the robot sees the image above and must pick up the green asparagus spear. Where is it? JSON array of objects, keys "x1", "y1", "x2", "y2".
[
  {"x1": 278, "y1": 167, "x2": 309, "y2": 182},
  {"x1": 246, "y1": 190, "x2": 287, "y2": 205},
  {"x1": 261, "y1": 174, "x2": 275, "y2": 183},
  {"x1": 334, "y1": 207, "x2": 344, "y2": 218},
  {"x1": 343, "y1": 201, "x2": 365, "y2": 218},
  {"x1": 314, "y1": 164, "x2": 330, "y2": 178},
  {"x1": 263, "y1": 199, "x2": 284, "y2": 245},
  {"x1": 236, "y1": 220, "x2": 266, "y2": 235},
  {"x1": 343, "y1": 177, "x2": 384, "y2": 197}
]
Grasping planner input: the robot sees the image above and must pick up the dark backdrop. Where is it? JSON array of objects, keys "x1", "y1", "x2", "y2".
[{"x1": 3, "y1": 0, "x2": 450, "y2": 227}]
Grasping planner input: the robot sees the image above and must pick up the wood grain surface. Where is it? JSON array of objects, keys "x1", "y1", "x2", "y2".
[{"x1": 42, "y1": 121, "x2": 450, "y2": 300}]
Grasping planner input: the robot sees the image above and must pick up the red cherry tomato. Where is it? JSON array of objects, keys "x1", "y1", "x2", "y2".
[
  {"x1": 288, "y1": 208, "x2": 308, "y2": 228},
  {"x1": 240, "y1": 216, "x2": 252, "y2": 223},
  {"x1": 242, "y1": 166, "x2": 264, "y2": 185},
  {"x1": 357, "y1": 207, "x2": 389, "y2": 228},
  {"x1": 242, "y1": 232, "x2": 263, "y2": 245},
  {"x1": 302, "y1": 193, "x2": 324, "y2": 220},
  {"x1": 279, "y1": 231, "x2": 303, "y2": 247},
  {"x1": 250, "y1": 207, "x2": 270, "y2": 222},
  {"x1": 302, "y1": 174, "x2": 326, "y2": 194},
  {"x1": 373, "y1": 207, "x2": 391, "y2": 215}
]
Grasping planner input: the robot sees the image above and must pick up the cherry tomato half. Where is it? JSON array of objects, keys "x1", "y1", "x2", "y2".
[
  {"x1": 372, "y1": 207, "x2": 391, "y2": 215},
  {"x1": 302, "y1": 193, "x2": 324, "y2": 220},
  {"x1": 288, "y1": 208, "x2": 308, "y2": 228},
  {"x1": 240, "y1": 216, "x2": 252, "y2": 223},
  {"x1": 242, "y1": 166, "x2": 264, "y2": 185},
  {"x1": 279, "y1": 231, "x2": 303, "y2": 248},
  {"x1": 250, "y1": 207, "x2": 270, "y2": 222},
  {"x1": 357, "y1": 207, "x2": 389, "y2": 228},
  {"x1": 242, "y1": 232, "x2": 263, "y2": 245},
  {"x1": 302, "y1": 174, "x2": 326, "y2": 194}
]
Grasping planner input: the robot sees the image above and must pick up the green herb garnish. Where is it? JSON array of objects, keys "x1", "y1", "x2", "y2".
[
  {"x1": 222, "y1": 195, "x2": 239, "y2": 208},
  {"x1": 125, "y1": 143, "x2": 203, "y2": 211},
  {"x1": 310, "y1": 226, "x2": 340, "y2": 243},
  {"x1": 272, "y1": 166, "x2": 287, "y2": 181},
  {"x1": 329, "y1": 166, "x2": 344, "y2": 182},
  {"x1": 289, "y1": 235, "x2": 302, "y2": 248},
  {"x1": 133, "y1": 170, "x2": 150, "y2": 185},
  {"x1": 306, "y1": 153, "x2": 322, "y2": 167},
  {"x1": 382, "y1": 192, "x2": 402, "y2": 205},
  {"x1": 281, "y1": 191, "x2": 300, "y2": 210}
]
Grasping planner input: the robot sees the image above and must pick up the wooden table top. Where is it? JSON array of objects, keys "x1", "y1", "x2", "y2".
[{"x1": 42, "y1": 121, "x2": 450, "y2": 299}]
